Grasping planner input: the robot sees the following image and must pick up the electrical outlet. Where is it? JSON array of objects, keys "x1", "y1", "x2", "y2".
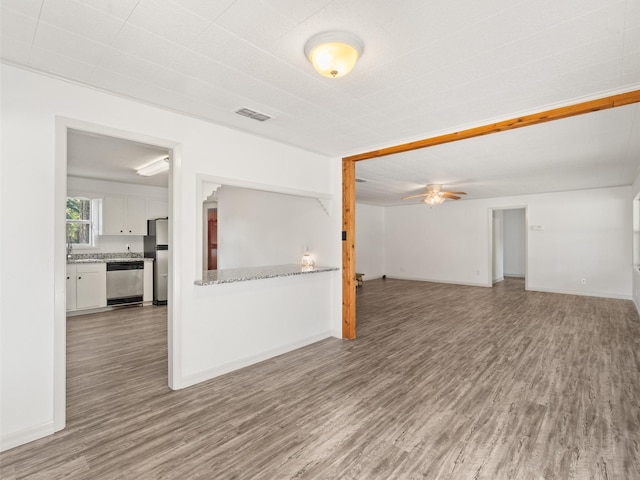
[{"x1": 581, "y1": 278, "x2": 586, "y2": 285}]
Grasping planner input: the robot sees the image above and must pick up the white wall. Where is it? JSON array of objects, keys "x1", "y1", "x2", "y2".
[
  {"x1": 0, "y1": 65, "x2": 342, "y2": 451},
  {"x1": 355, "y1": 203, "x2": 385, "y2": 280},
  {"x1": 67, "y1": 176, "x2": 168, "y2": 254},
  {"x1": 632, "y1": 175, "x2": 640, "y2": 312},
  {"x1": 503, "y1": 208, "x2": 526, "y2": 277},
  {"x1": 492, "y1": 210, "x2": 504, "y2": 282},
  {"x1": 217, "y1": 186, "x2": 332, "y2": 269},
  {"x1": 385, "y1": 187, "x2": 632, "y2": 298}
]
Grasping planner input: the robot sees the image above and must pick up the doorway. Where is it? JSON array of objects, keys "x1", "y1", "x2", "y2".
[
  {"x1": 491, "y1": 207, "x2": 527, "y2": 287},
  {"x1": 206, "y1": 207, "x2": 218, "y2": 270},
  {"x1": 54, "y1": 118, "x2": 178, "y2": 432}
]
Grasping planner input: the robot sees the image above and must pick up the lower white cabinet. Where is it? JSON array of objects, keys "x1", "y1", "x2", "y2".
[
  {"x1": 143, "y1": 260, "x2": 153, "y2": 302},
  {"x1": 66, "y1": 263, "x2": 107, "y2": 311},
  {"x1": 66, "y1": 267, "x2": 77, "y2": 311}
]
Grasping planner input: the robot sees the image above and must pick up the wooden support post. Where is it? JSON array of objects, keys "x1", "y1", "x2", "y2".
[{"x1": 342, "y1": 158, "x2": 356, "y2": 340}]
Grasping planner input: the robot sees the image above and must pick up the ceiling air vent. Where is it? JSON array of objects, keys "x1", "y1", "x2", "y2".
[{"x1": 236, "y1": 108, "x2": 271, "y2": 122}]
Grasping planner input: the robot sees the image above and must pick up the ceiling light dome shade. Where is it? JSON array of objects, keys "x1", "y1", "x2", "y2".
[{"x1": 305, "y1": 32, "x2": 363, "y2": 78}]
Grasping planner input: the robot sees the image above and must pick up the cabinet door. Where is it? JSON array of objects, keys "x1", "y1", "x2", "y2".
[
  {"x1": 76, "y1": 271, "x2": 107, "y2": 309},
  {"x1": 143, "y1": 261, "x2": 153, "y2": 302},
  {"x1": 147, "y1": 199, "x2": 168, "y2": 220},
  {"x1": 126, "y1": 197, "x2": 148, "y2": 235},
  {"x1": 101, "y1": 196, "x2": 126, "y2": 234},
  {"x1": 66, "y1": 270, "x2": 77, "y2": 311}
]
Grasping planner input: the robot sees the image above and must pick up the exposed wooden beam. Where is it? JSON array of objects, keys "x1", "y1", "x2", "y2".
[
  {"x1": 342, "y1": 158, "x2": 356, "y2": 340},
  {"x1": 340, "y1": 88, "x2": 640, "y2": 339},
  {"x1": 344, "y1": 89, "x2": 640, "y2": 162}
]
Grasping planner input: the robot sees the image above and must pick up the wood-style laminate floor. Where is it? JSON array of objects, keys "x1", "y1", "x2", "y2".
[{"x1": 2, "y1": 278, "x2": 640, "y2": 479}]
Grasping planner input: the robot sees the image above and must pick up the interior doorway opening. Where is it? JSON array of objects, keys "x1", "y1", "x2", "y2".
[
  {"x1": 55, "y1": 117, "x2": 178, "y2": 433},
  {"x1": 206, "y1": 206, "x2": 218, "y2": 270},
  {"x1": 491, "y1": 207, "x2": 527, "y2": 287}
]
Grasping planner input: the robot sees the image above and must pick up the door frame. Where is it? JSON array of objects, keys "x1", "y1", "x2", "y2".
[
  {"x1": 341, "y1": 89, "x2": 640, "y2": 339},
  {"x1": 54, "y1": 117, "x2": 181, "y2": 431},
  {"x1": 488, "y1": 206, "x2": 529, "y2": 289}
]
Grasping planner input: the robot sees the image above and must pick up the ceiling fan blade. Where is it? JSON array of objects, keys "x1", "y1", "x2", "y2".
[
  {"x1": 401, "y1": 192, "x2": 430, "y2": 200},
  {"x1": 442, "y1": 193, "x2": 462, "y2": 200},
  {"x1": 446, "y1": 191, "x2": 467, "y2": 195}
]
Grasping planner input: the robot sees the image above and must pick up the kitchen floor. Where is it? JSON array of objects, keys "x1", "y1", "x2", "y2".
[{"x1": 2, "y1": 279, "x2": 639, "y2": 479}]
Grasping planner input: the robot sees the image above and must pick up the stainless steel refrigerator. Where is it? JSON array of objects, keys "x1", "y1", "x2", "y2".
[{"x1": 144, "y1": 218, "x2": 168, "y2": 305}]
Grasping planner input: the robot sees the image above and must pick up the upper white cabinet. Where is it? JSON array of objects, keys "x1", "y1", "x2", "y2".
[
  {"x1": 125, "y1": 197, "x2": 148, "y2": 233},
  {"x1": 101, "y1": 196, "x2": 147, "y2": 235},
  {"x1": 147, "y1": 199, "x2": 168, "y2": 220}
]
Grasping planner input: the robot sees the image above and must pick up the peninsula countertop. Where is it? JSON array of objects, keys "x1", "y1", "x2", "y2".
[{"x1": 195, "y1": 264, "x2": 339, "y2": 286}]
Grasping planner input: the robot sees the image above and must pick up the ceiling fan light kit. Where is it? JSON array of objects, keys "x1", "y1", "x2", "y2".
[
  {"x1": 402, "y1": 184, "x2": 466, "y2": 206},
  {"x1": 304, "y1": 31, "x2": 363, "y2": 78},
  {"x1": 423, "y1": 194, "x2": 446, "y2": 205}
]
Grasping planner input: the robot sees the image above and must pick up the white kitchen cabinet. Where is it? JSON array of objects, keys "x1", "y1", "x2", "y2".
[
  {"x1": 143, "y1": 260, "x2": 153, "y2": 303},
  {"x1": 67, "y1": 263, "x2": 107, "y2": 311},
  {"x1": 101, "y1": 196, "x2": 147, "y2": 235},
  {"x1": 66, "y1": 264, "x2": 77, "y2": 311},
  {"x1": 147, "y1": 199, "x2": 168, "y2": 220}
]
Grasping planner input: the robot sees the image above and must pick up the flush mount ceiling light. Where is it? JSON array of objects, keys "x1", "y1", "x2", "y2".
[
  {"x1": 304, "y1": 31, "x2": 363, "y2": 78},
  {"x1": 136, "y1": 157, "x2": 169, "y2": 176}
]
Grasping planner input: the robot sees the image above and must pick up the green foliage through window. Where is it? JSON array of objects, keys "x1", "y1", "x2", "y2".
[{"x1": 66, "y1": 197, "x2": 92, "y2": 245}]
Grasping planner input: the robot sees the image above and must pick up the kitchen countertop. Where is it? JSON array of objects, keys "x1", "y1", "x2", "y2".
[
  {"x1": 195, "y1": 264, "x2": 339, "y2": 286},
  {"x1": 67, "y1": 254, "x2": 152, "y2": 264}
]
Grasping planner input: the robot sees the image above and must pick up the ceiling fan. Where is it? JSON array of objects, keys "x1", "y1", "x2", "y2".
[{"x1": 401, "y1": 184, "x2": 467, "y2": 205}]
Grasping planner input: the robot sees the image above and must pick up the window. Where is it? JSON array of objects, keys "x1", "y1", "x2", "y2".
[{"x1": 66, "y1": 197, "x2": 97, "y2": 247}]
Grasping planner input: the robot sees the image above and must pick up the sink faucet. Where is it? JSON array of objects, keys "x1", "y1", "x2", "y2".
[{"x1": 66, "y1": 242, "x2": 73, "y2": 259}]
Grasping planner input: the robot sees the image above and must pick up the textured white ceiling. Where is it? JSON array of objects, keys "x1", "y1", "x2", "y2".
[
  {"x1": 357, "y1": 102, "x2": 640, "y2": 205},
  {"x1": 67, "y1": 129, "x2": 170, "y2": 187},
  {"x1": 2, "y1": 0, "x2": 639, "y2": 201}
]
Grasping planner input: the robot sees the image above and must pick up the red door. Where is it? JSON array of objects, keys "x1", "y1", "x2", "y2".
[{"x1": 207, "y1": 209, "x2": 217, "y2": 270}]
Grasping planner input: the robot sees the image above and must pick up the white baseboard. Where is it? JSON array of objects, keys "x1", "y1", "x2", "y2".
[
  {"x1": 504, "y1": 273, "x2": 526, "y2": 278},
  {"x1": 492, "y1": 276, "x2": 504, "y2": 284},
  {"x1": 526, "y1": 286, "x2": 632, "y2": 301},
  {"x1": 176, "y1": 331, "x2": 333, "y2": 389},
  {"x1": 386, "y1": 275, "x2": 491, "y2": 288},
  {"x1": 329, "y1": 329, "x2": 343, "y2": 339},
  {"x1": 1, "y1": 421, "x2": 54, "y2": 452}
]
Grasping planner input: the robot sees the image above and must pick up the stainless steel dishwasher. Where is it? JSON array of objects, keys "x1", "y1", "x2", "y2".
[{"x1": 106, "y1": 261, "x2": 144, "y2": 306}]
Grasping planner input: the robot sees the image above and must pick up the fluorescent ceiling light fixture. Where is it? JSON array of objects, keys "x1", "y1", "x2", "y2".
[
  {"x1": 136, "y1": 157, "x2": 169, "y2": 177},
  {"x1": 304, "y1": 31, "x2": 363, "y2": 78}
]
